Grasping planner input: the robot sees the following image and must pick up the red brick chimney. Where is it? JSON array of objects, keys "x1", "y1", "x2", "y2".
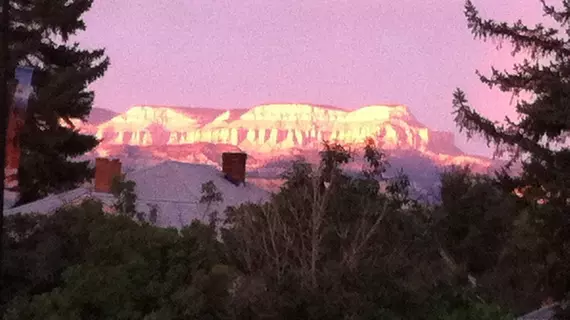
[
  {"x1": 94, "y1": 158, "x2": 122, "y2": 193},
  {"x1": 222, "y1": 152, "x2": 247, "y2": 186}
]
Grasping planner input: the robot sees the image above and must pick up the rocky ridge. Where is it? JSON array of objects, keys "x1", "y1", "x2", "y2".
[
  {"x1": 68, "y1": 104, "x2": 497, "y2": 197},
  {"x1": 74, "y1": 104, "x2": 491, "y2": 170}
]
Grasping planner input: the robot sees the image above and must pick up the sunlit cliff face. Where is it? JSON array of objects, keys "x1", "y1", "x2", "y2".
[{"x1": 73, "y1": 104, "x2": 491, "y2": 169}]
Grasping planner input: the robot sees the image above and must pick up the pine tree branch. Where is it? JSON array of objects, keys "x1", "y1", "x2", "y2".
[
  {"x1": 465, "y1": 0, "x2": 570, "y2": 59},
  {"x1": 541, "y1": 0, "x2": 570, "y2": 26},
  {"x1": 452, "y1": 88, "x2": 552, "y2": 161},
  {"x1": 475, "y1": 59, "x2": 570, "y2": 141}
]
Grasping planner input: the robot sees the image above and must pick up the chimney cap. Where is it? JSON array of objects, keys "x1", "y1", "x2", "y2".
[
  {"x1": 96, "y1": 157, "x2": 121, "y2": 161},
  {"x1": 222, "y1": 151, "x2": 247, "y2": 156}
]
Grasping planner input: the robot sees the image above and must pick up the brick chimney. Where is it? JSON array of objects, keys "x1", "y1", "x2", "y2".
[
  {"x1": 222, "y1": 152, "x2": 247, "y2": 186},
  {"x1": 94, "y1": 158, "x2": 122, "y2": 193}
]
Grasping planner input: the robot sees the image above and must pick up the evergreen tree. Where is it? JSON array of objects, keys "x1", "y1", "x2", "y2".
[
  {"x1": 452, "y1": 0, "x2": 570, "y2": 307},
  {"x1": 8, "y1": 0, "x2": 109, "y2": 204}
]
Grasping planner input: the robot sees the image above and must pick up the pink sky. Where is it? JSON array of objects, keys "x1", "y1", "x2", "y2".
[{"x1": 76, "y1": 0, "x2": 543, "y2": 156}]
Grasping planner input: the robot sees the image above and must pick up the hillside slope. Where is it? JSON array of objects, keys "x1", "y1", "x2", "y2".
[{"x1": 72, "y1": 104, "x2": 498, "y2": 194}]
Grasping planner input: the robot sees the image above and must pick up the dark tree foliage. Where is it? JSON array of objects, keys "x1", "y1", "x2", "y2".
[
  {"x1": 318, "y1": 141, "x2": 351, "y2": 183},
  {"x1": 111, "y1": 175, "x2": 138, "y2": 219},
  {"x1": 453, "y1": 0, "x2": 570, "y2": 202},
  {"x1": 221, "y1": 141, "x2": 513, "y2": 320},
  {"x1": 363, "y1": 137, "x2": 388, "y2": 178},
  {"x1": 438, "y1": 166, "x2": 515, "y2": 275},
  {"x1": 434, "y1": 166, "x2": 539, "y2": 312},
  {"x1": 452, "y1": 0, "x2": 570, "y2": 312},
  {"x1": 8, "y1": 0, "x2": 109, "y2": 204},
  {"x1": 1, "y1": 142, "x2": 517, "y2": 319},
  {"x1": 199, "y1": 180, "x2": 223, "y2": 225},
  {"x1": 2, "y1": 201, "x2": 232, "y2": 319}
]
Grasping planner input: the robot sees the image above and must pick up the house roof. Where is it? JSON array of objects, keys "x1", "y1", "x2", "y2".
[
  {"x1": 4, "y1": 188, "x2": 115, "y2": 216},
  {"x1": 517, "y1": 303, "x2": 559, "y2": 320},
  {"x1": 4, "y1": 161, "x2": 270, "y2": 228},
  {"x1": 125, "y1": 161, "x2": 269, "y2": 227}
]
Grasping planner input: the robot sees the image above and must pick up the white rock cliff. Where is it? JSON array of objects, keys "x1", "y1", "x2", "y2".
[{"x1": 75, "y1": 104, "x2": 491, "y2": 169}]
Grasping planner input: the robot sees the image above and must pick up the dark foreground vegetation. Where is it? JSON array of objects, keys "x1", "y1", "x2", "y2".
[{"x1": 0, "y1": 140, "x2": 549, "y2": 319}]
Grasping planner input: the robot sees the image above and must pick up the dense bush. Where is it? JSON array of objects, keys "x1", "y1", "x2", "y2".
[
  {"x1": 3, "y1": 201, "x2": 232, "y2": 319},
  {"x1": 1, "y1": 141, "x2": 517, "y2": 319}
]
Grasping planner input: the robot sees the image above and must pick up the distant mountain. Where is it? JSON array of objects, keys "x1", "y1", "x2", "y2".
[
  {"x1": 88, "y1": 108, "x2": 119, "y2": 125},
  {"x1": 74, "y1": 104, "x2": 501, "y2": 194},
  {"x1": 64, "y1": 107, "x2": 119, "y2": 133}
]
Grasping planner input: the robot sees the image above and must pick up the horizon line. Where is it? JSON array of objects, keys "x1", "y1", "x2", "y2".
[{"x1": 97, "y1": 102, "x2": 409, "y2": 112}]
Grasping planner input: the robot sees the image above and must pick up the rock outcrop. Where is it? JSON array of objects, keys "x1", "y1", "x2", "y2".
[{"x1": 75, "y1": 103, "x2": 490, "y2": 170}]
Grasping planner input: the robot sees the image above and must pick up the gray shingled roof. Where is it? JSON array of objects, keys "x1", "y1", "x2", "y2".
[
  {"x1": 4, "y1": 161, "x2": 270, "y2": 228},
  {"x1": 518, "y1": 304, "x2": 558, "y2": 320}
]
